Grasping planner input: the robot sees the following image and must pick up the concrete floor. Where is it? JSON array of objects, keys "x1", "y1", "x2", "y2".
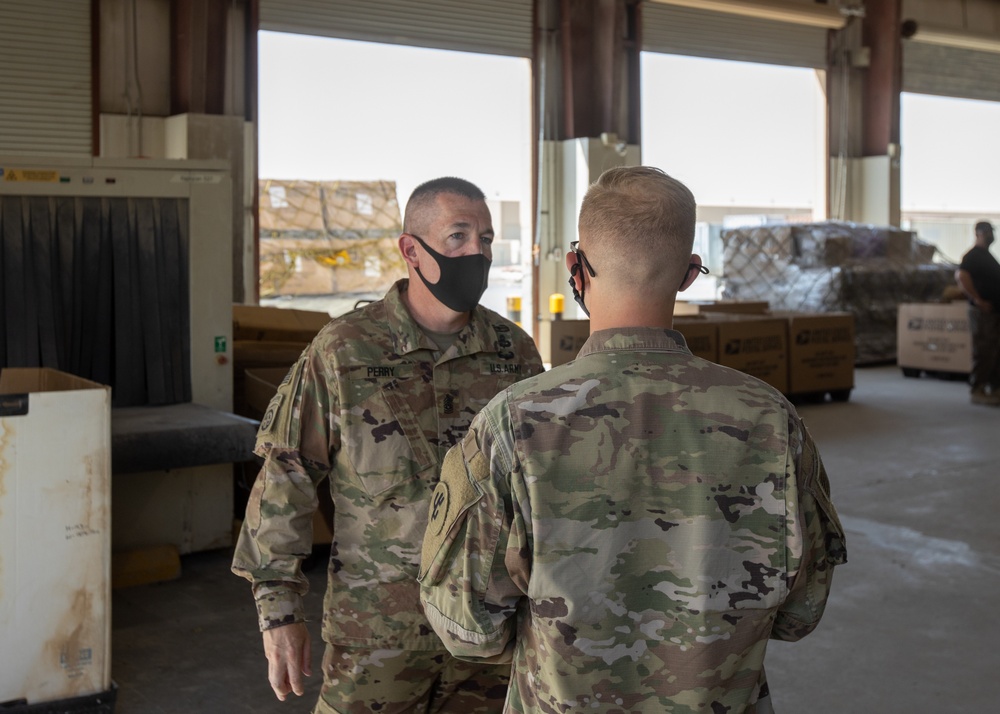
[{"x1": 110, "y1": 365, "x2": 1000, "y2": 713}]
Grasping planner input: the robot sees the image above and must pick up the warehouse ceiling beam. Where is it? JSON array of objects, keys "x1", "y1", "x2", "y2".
[
  {"x1": 861, "y1": 0, "x2": 902, "y2": 157},
  {"x1": 555, "y1": 0, "x2": 641, "y2": 141},
  {"x1": 648, "y1": 0, "x2": 851, "y2": 30}
]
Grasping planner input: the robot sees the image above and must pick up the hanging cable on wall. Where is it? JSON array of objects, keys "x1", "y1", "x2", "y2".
[
  {"x1": 121, "y1": 0, "x2": 145, "y2": 157},
  {"x1": 130, "y1": 0, "x2": 144, "y2": 156},
  {"x1": 121, "y1": 1, "x2": 135, "y2": 156},
  {"x1": 829, "y1": 14, "x2": 859, "y2": 222}
]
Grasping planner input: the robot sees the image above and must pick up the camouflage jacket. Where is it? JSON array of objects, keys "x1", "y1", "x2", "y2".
[
  {"x1": 419, "y1": 327, "x2": 847, "y2": 713},
  {"x1": 232, "y1": 280, "x2": 543, "y2": 650}
]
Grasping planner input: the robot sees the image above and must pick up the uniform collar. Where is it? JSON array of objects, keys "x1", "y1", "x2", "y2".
[
  {"x1": 577, "y1": 326, "x2": 692, "y2": 358},
  {"x1": 384, "y1": 279, "x2": 503, "y2": 359}
]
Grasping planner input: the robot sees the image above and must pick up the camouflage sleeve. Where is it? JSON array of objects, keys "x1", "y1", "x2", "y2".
[
  {"x1": 231, "y1": 348, "x2": 338, "y2": 631},
  {"x1": 772, "y1": 418, "x2": 848, "y2": 641},
  {"x1": 516, "y1": 328, "x2": 544, "y2": 378},
  {"x1": 418, "y1": 405, "x2": 524, "y2": 663}
]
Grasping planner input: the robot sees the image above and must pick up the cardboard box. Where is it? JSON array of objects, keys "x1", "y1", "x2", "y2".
[
  {"x1": 232, "y1": 304, "x2": 330, "y2": 342},
  {"x1": 233, "y1": 341, "x2": 307, "y2": 419},
  {"x1": 243, "y1": 367, "x2": 292, "y2": 419},
  {"x1": 780, "y1": 312, "x2": 855, "y2": 396},
  {"x1": 886, "y1": 230, "x2": 915, "y2": 262},
  {"x1": 0, "y1": 368, "x2": 112, "y2": 704},
  {"x1": 674, "y1": 300, "x2": 769, "y2": 317},
  {"x1": 237, "y1": 366, "x2": 332, "y2": 545},
  {"x1": 897, "y1": 302, "x2": 972, "y2": 374},
  {"x1": 822, "y1": 235, "x2": 853, "y2": 266},
  {"x1": 673, "y1": 317, "x2": 719, "y2": 362},
  {"x1": 538, "y1": 319, "x2": 591, "y2": 367},
  {"x1": 711, "y1": 315, "x2": 789, "y2": 394}
]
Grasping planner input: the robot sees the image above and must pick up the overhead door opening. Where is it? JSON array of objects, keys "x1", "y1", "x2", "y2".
[
  {"x1": 257, "y1": 31, "x2": 533, "y2": 321},
  {"x1": 901, "y1": 92, "x2": 1000, "y2": 264},
  {"x1": 641, "y1": 52, "x2": 827, "y2": 299}
]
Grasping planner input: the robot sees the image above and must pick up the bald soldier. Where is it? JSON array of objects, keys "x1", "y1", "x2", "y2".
[
  {"x1": 419, "y1": 166, "x2": 847, "y2": 713},
  {"x1": 233, "y1": 177, "x2": 543, "y2": 713}
]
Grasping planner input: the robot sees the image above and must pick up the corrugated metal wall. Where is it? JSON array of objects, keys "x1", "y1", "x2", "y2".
[
  {"x1": 0, "y1": 0, "x2": 92, "y2": 156},
  {"x1": 642, "y1": 3, "x2": 829, "y2": 69},
  {"x1": 901, "y1": 0, "x2": 1000, "y2": 101},
  {"x1": 259, "y1": 0, "x2": 533, "y2": 58},
  {"x1": 903, "y1": 42, "x2": 1000, "y2": 102}
]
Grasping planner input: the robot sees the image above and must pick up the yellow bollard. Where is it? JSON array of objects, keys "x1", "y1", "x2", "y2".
[
  {"x1": 549, "y1": 293, "x2": 565, "y2": 320},
  {"x1": 507, "y1": 296, "x2": 522, "y2": 327}
]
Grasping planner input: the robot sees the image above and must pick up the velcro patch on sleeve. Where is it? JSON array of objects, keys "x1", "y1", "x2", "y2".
[
  {"x1": 419, "y1": 439, "x2": 487, "y2": 582},
  {"x1": 255, "y1": 358, "x2": 305, "y2": 451},
  {"x1": 461, "y1": 427, "x2": 493, "y2": 483}
]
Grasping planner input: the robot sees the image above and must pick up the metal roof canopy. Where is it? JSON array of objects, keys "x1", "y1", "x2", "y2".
[{"x1": 259, "y1": 0, "x2": 532, "y2": 58}]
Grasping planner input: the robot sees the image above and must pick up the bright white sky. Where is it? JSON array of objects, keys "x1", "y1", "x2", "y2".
[
  {"x1": 257, "y1": 32, "x2": 531, "y2": 210},
  {"x1": 640, "y1": 52, "x2": 823, "y2": 207},
  {"x1": 901, "y1": 92, "x2": 1000, "y2": 213},
  {"x1": 259, "y1": 30, "x2": 1000, "y2": 218}
]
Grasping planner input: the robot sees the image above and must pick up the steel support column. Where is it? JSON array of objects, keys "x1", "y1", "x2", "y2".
[{"x1": 531, "y1": 0, "x2": 641, "y2": 338}]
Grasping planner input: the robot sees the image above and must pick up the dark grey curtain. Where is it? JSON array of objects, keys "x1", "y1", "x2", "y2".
[{"x1": 1, "y1": 195, "x2": 191, "y2": 407}]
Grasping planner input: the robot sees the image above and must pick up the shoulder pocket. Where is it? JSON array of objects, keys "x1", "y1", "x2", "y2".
[{"x1": 255, "y1": 358, "x2": 307, "y2": 451}]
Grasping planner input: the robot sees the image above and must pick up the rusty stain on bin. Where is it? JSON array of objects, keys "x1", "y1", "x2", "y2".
[
  {"x1": 28, "y1": 587, "x2": 98, "y2": 695},
  {"x1": 81, "y1": 450, "x2": 111, "y2": 536}
]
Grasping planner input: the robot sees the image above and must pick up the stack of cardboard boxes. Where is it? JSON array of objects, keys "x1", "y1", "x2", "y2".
[
  {"x1": 232, "y1": 304, "x2": 331, "y2": 420},
  {"x1": 232, "y1": 304, "x2": 334, "y2": 543},
  {"x1": 896, "y1": 302, "x2": 972, "y2": 377},
  {"x1": 538, "y1": 300, "x2": 856, "y2": 402}
]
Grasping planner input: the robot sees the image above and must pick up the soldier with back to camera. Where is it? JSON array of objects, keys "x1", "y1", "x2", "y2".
[{"x1": 420, "y1": 166, "x2": 847, "y2": 714}]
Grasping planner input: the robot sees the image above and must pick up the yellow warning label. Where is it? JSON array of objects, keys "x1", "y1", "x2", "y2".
[{"x1": 2, "y1": 169, "x2": 60, "y2": 182}]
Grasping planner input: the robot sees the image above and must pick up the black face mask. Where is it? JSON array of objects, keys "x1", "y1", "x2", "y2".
[{"x1": 411, "y1": 234, "x2": 491, "y2": 313}]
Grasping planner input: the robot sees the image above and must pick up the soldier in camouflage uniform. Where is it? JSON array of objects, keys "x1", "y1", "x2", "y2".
[
  {"x1": 233, "y1": 177, "x2": 543, "y2": 713},
  {"x1": 419, "y1": 167, "x2": 847, "y2": 713}
]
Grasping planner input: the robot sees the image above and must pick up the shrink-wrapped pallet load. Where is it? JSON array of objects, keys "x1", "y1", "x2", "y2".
[{"x1": 721, "y1": 221, "x2": 955, "y2": 363}]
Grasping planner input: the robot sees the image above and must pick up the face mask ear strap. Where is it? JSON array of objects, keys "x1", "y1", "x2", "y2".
[
  {"x1": 567, "y1": 259, "x2": 590, "y2": 317},
  {"x1": 679, "y1": 262, "x2": 710, "y2": 290}
]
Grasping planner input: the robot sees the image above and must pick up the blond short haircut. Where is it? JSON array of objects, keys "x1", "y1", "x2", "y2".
[{"x1": 578, "y1": 166, "x2": 696, "y2": 287}]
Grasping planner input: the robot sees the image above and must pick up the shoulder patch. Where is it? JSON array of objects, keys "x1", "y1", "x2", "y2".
[
  {"x1": 255, "y1": 358, "x2": 306, "y2": 450},
  {"x1": 419, "y1": 441, "x2": 484, "y2": 582}
]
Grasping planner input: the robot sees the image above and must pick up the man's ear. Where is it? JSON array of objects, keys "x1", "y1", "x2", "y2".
[
  {"x1": 399, "y1": 233, "x2": 419, "y2": 268},
  {"x1": 679, "y1": 254, "x2": 703, "y2": 293}
]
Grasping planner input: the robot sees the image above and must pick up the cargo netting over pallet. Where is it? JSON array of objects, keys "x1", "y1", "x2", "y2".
[
  {"x1": 258, "y1": 179, "x2": 407, "y2": 298},
  {"x1": 720, "y1": 221, "x2": 957, "y2": 364}
]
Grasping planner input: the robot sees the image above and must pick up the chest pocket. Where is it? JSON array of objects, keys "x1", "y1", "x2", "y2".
[{"x1": 341, "y1": 382, "x2": 436, "y2": 498}]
